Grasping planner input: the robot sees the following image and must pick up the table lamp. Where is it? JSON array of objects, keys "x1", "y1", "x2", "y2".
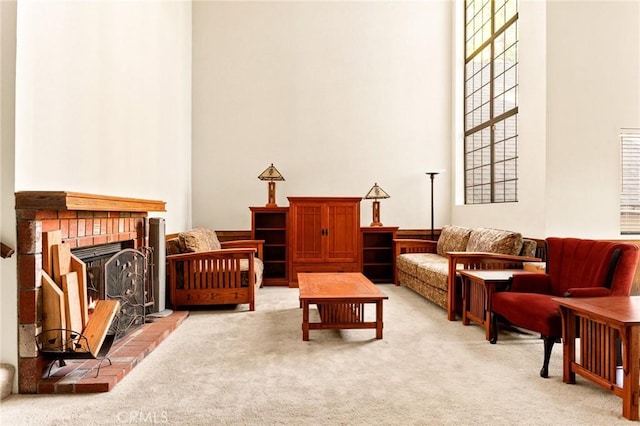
[
  {"x1": 364, "y1": 183, "x2": 390, "y2": 226},
  {"x1": 258, "y1": 163, "x2": 285, "y2": 207}
]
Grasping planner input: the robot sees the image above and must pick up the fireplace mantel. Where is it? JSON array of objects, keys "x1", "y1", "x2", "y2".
[{"x1": 15, "y1": 191, "x2": 166, "y2": 212}]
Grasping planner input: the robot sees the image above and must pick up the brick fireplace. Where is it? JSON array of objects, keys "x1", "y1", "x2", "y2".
[{"x1": 15, "y1": 191, "x2": 171, "y2": 393}]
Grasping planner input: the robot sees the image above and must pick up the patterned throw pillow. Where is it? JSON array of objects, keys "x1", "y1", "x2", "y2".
[
  {"x1": 178, "y1": 228, "x2": 222, "y2": 253},
  {"x1": 436, "y1": 225, "x2": 473, "y2": 257},
  {"x1": 166, "y1": 237, "x2": 182, "y2": 255},
  {"x1": 466, "y1": 228, "x2": 523, "y2": 255}
]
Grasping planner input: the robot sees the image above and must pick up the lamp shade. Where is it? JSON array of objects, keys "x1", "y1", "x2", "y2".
[
  {"x1": 258, "y1": 163, "x2": 285, "y2": 181},
  {"x1": 364, "y1": 183, "x2": 390, "y2": 200}
]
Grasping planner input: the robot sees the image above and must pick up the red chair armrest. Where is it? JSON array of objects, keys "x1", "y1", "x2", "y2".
[
  {"x1": 563, "y1": 287, "x2": 612, "y2": 298},
  {"x1": 509, "y1": 273, "x2": 552, "y2": 294}
]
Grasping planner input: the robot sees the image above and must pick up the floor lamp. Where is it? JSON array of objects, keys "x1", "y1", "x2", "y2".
[{"x1": 425, "y1": 171, "x2": 440, "y2": 240}]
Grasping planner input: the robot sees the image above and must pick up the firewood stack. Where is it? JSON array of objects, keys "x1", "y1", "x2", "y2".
[{"x1": 41, "y1": 230, "x2": 119, "y2": 356}]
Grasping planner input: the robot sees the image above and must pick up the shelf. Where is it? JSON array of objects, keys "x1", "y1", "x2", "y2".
[
  {"x1": 251, "y1": 207, "x2": 288, "y2": 286},
  {"x1": 361, "y1": 226, "x2": 397, "y2": 283}
]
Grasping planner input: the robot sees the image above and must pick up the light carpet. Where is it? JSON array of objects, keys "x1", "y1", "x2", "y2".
[{"x1": 0, "y1": 284, "x2": 632, "y2": 425}]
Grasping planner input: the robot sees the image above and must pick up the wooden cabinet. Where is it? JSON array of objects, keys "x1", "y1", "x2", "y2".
[
  {"x1": 288, "y1": 197, "x2": 362, "y2": 286},
  {"x1": 250, "y1": 207, "x2": 288, "y2": 286},
  {"x1": 361, "y1": 226, "x2": 398, "y2": 283}
]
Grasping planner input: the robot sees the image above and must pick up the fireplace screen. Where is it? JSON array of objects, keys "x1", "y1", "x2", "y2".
[{"x1": 104, "y1": 248, "x2": 151, "y2": 337}]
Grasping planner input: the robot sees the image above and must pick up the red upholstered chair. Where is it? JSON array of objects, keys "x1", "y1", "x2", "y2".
[{"x1": 490, "y1": 237, "x2": 639, "y2": 378}]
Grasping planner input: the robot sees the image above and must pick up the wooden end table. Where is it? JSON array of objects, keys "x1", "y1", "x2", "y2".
[
  {"x1": 459, "y1": 269, "x2": 536, "y2": 341},
  {"x1": 553, "y1": 296, "x2": 640, "y2": 421},
  {"x1": 298, "y1": 272, "x2": 388, "y2": 341}
]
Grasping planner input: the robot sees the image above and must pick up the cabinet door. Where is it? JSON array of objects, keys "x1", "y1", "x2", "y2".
[
  {"x1": 326, "y1": 201, "x2": 359, "y2": 262},
  {"x1": 291, "y1": 202, "x2": 323, "y2": 263}
]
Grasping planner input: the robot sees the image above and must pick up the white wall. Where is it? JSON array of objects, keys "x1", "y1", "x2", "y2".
[
  {"x1": 3, "y1": 0, "x2": 193, "y2": 393},
  {"x1": 0, "y1": 0, "x2": 18, "y2": 392},
  {"x1": 15, "y1": 0, "x2": 193, "y2": 234},
  {"x1": 452, "y1": 0, "x2": 640, "y2": 239},
  {"x1": 192, "y1": 0, "x2": 453, "y2": 230},
  {"x1": 545, "y1": 0, "x2": 640, "y2": 238}
]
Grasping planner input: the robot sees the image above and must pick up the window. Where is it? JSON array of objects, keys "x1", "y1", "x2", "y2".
[
  {"x1": 621, "y1": 129, "x2": 640, "y2": 234},
  {"x1": 464, "y1": 0, "x2": 519, "y2": 204}
]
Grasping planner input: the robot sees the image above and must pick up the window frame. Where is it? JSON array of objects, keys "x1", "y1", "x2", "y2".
[{"x1": 463, "y1": 0, "x2": 519, "y2": 204}]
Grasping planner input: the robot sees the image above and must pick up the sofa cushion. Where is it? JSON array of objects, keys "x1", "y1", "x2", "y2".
[
  {"x1": 436, "y1": 225, "x2": 473, "y2": 257},
  {"x1": 466, "y1": 228, "x2": 523, "y2": 256},
  {"x1": 397, "y1": 253, "x2": 449, "y2": 292},
  {"x1": 178, "y1": 228, "x2": 221, "y2": 253}
]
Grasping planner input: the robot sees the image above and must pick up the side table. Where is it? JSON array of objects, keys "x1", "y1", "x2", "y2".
[
  {"x1": 554, "y1": 296, "x2": 640, "y2": 421},
  {"x1": 459, "y1": 269, "x2": 535, "y2": 341}
]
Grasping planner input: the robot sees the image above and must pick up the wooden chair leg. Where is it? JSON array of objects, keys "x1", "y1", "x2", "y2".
[
  {"x1": 541, "y1": 335, "x2": 556, "y2": 378},
  {"x1": 490, "y1": 312, "x2": 499, "y2": 344}
]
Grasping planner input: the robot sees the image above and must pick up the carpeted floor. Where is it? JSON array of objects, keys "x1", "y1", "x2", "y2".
[{"x1": 0, "y1": 284, "x2": 631, "y2": 425}]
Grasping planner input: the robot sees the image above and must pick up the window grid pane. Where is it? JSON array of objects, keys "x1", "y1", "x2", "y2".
[{"x1": 464, "y1": 0, "x2": 519, "y2": 205}]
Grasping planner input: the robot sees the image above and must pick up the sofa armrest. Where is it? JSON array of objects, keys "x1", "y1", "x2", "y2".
[
  {"x1": 564, "y1": 287, "x2": 612, "y2": 298},
  {"x1": 220, "y1": 240, "x2": 264, "y2": 260},
  {"x1": 445, "y1": 251, "x2": 542, "y2": 321},
  {"x1": 446, "y1": 251, "x2": 541, "y2": 264},
  {"x1": 393, "y1": 239, "x2": 437, "y2": 258}
]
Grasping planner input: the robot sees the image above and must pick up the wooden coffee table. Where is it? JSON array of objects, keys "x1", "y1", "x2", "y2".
[{"x1": 298, "y1": 272, "x2": 388, "y2": 341}]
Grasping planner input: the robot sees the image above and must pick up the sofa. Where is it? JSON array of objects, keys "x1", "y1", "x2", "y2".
[
  {"x1": 395, "y1": 225, "x2": 539, "y2": 320},
  {"x1": 165, "y1": 228, "x2": 264, "y2": 310}
]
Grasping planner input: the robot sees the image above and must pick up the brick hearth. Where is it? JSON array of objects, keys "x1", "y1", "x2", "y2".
[
  {"x1": 15, "y1": 191, "x2": 167, "y2": 394},
  {"x1": 37, "y1": 311, "x2": 188, "y2": 393}
]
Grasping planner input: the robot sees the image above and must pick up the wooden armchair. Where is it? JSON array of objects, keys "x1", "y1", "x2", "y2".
[{"x1": 166, "y1": 228, "x2": 264, "y2": 311}]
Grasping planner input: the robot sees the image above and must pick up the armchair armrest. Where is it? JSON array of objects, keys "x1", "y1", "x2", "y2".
[
  {"x1": 564, "y1": 287, "x2": 612, "y2": 298},
  {"x1": 166, "y1": 247, "x2": 257, "y2": 262},
  {"x1": 220, "y1": 239, "x2": 264, "y2": 260},
  {"x1": 509, "y1": 273, "x2": 552, "y2": 294}
]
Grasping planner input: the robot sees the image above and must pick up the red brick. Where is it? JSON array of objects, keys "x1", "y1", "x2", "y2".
[
  {"x1": 34, "y1": 210, "x2": 58, "y2": 220},
  {"x1": 54, "y1": 382, "x2": 75, "y2": 393},
  {"x1": 68, "y1": 219, "x2": 78, "y2": 238},
  {"x1": 59, "y1": 220, "x2": 69, "y2": 238},
  {"x1": 17, "y1": 210, "x2": 36, "y2": 220},
  {"x1": 85, "y1": 219, "x2": 93, "y2": 237},
  {"x1": 58, "y1": 210, "x2": 77, "y2": 219},
  {"x1": 37, "y1": 381, "x2": 56, "y2": 394},
  {"x1": 18, "y1": 254, "x2": 41, "y2": 290},
  {"x1": 66, "y1": 239, "x2": 78, "y2": 249},
  {"x1": 77, "y1": 237, "x2": 94, "y2": 247},
  {"x1": 77, "y1": 219, "x2": 86, "y2": 237},
  {"x1": 93, "y1": 236, "x2": 108, "y2": 245},
  {"x1": 75, "y1": 380, "x2": 115, "y2": 393},
  {"x1": 101, "y1": 219, "x2": 108, "y2": 235},
  {"x1": 108, "y1": 211, "x2": 120, "y2": 218},
  {"x1": 19, "y1": 289, "x2": 38, "y2": 323},
  {"x1": 17, "y1": 220, "x2": 41, "y2": 255},
  {"x1": 41, "y1": 219, "x2": 61, "y2": 233},
  {"x1": 78, "y1": 211, "x2": 94, "y2": 219},
  {"x1": 19, "y1": 357, "x2": 45, "y2": 394}
]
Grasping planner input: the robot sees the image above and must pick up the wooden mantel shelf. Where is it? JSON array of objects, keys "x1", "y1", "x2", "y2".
[{"x1": 15, "y1": 191, "x2": 166, "y2": 212}]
